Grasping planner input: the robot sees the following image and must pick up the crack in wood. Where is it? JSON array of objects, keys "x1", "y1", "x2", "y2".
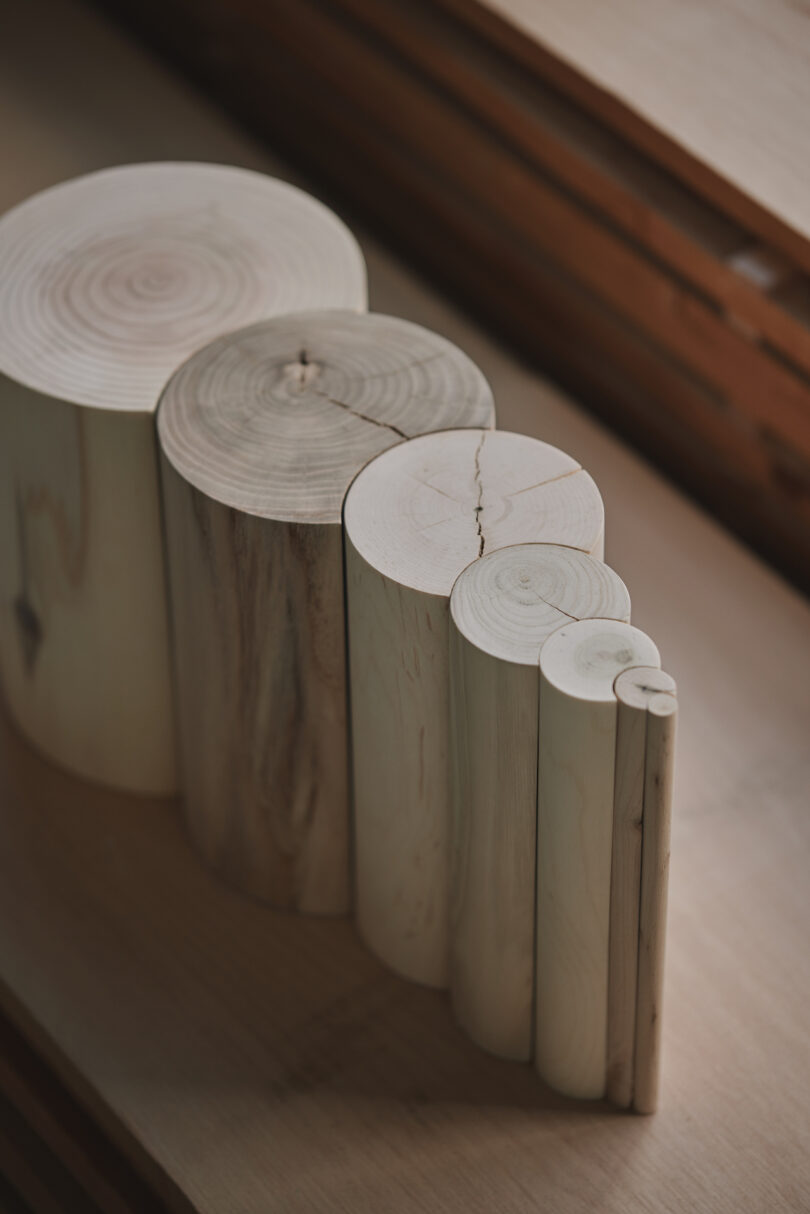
[
  {"x1": 473, "y1": 431, "x2": 486, "y2": 557},
  {"x1": 319, "y1": 392, "x2": 409, "y2": 439}
]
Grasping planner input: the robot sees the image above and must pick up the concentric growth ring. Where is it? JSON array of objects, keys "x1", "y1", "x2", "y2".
[
  {"x1": 158, "y1": 309, "x2": 495, "y2": 524},
  {"x1": 0, "y1": 162, "x2": 367, "y2": 411}
]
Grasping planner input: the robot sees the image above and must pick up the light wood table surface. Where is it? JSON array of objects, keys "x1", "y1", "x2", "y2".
[{"x1": 1, "y1": 1, "x2": 810, "y2": 1210}]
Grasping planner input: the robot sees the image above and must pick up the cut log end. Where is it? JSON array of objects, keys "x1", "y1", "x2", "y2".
[
  {"x1": 158, "y1": 311, "x2": 495, "y2": 524},
  {"x1": 0, "y1": 162, "x2": 367, "y2": 413},
  {"x1": 450, "y1": 542, "x2": 630, "y2": 666}
]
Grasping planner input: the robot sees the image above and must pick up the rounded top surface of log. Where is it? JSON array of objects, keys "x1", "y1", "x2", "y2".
[
  {"x1": 344, "y1": 429, "x2": 604, "y2": 595},
  {"x1": 0, "y1": 162, "x2": 367, "y2": 413},
  {"x1": 158, "y1": 311, "x2": 495, "y2": 524},
  {"x1": 540, "y1": 618, "x2": 660, "y2": 701},
  {"x1": 614, "y1": 665, "x2": 677, "y2": 709},
  {"x1": 450, "y1": 543, "x2": 630, "y2": 665}
]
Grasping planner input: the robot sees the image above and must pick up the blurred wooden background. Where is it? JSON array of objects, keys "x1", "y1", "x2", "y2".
[{"x1": 95, "y1": 0, "x2": 810, "y2": 591}]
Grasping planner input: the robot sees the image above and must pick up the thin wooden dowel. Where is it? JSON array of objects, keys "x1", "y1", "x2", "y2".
[
  {"x1": 634, "y1": 687, "x2": 678, "y2": 1114},
  {"x1": 0, "y1": 162, "x2": 366, "y2": 794},
  {"x1": 344, "y1": 430, "x2": 605, "y2": 986},
  {"x1": 158, "y1": 311, "x2": 494, "y2": 912},
  {"x1": 607, "y1": 665, "x2": 676, "y2": 1108},
  {"x1": 449, "y1": 543, "x2": 630, "y2": 1060},
  {"x1": 536, "y1": 619, "x2": 660, "y2": 1099}
]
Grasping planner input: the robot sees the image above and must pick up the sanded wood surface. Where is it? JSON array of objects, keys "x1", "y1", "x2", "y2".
[
  {"x1": 608, "y1": 666, "x2": 677, "y2": 1110},
  {"x1": 0, "y1": 162, "x2": 366, "y2": 795},
  {"x1": 635, "y1": 687, "x2": 678, "y2": 1115},
  {"x1": 344, "y1": 431, "x2": 604, "y2": 986},
  {"x1": 158, "y1": 311, "x2": 493, "y2": 912},
  {"x1": 448, "y1": 545, "x2": 630, "y2": 1060},
  {"x1": 1, "y1": 1, "x2": 810, "y2": 1209}
]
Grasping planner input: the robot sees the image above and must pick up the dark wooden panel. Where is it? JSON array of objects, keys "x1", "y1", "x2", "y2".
[
  {"x1": 328, "y1": 0, "x2": 810, "y2": 377},
  {"x1": 0, "y1": 1010, "x2": 169, "y2": 1213},
  {"x1": 434, "y1": 0, "x2": 810, "y2": 281}
]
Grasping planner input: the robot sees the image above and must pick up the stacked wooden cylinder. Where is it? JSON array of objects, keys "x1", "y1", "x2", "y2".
[{"x1": 0, "y1": 163, "x2": 677, "y2": 1112}]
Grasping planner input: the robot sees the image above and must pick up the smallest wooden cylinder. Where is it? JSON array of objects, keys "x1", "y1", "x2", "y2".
[
  {"x1": 448, "y1": 543, "x2": 630, "y2": 1061},
  {"x1": 608, "y1": 666, "x2": 677, "y2": 1114}
]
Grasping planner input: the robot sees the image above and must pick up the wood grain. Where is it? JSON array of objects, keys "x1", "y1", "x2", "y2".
[
  {"x1": 607, "y1": 666, "x2": 677, "y2": 1109},
  {"x1": 3, "y1": 3, "x2": 810, "y2": 1205},
  {"x1": 158, "y1": 311, "x2": 494, "y2": 911},
  {"x1": 0, "y1": 162, "x2": 367, "y2": 794},
  {"x1": 536, "y1": 620, "x2": 660, "y2": 1099},
  {"x1": 0, "y1": 397, "x2": 173, "y2": 795},
  {"x1": 448, "y1": 544, "x2": 630, "y2": 1060},
  {"x1": 635, "y1": 686, "x2": 678, "y2": 1114},
  {"x1": 344, "y1": 431, "x2": 604, "y2": 985}
]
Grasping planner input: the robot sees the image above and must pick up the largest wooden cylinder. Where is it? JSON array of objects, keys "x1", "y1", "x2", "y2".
[
  {"x1": 157, "y1": 310, "x2": 495, "y2": 914},
  {"x1": 0, "y1": 162, "x2": 366, "y2": 794},
  {"x1": 344, "y1": 429, "x2": 605, "y2": 986}
]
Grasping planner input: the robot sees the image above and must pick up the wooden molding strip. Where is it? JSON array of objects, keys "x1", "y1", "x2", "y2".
[
  {"x1": 433, "y1": 0, "x2": 810, "y2": 281},
  {"x1": 0, "y1": 1011, "x2": 170, "y2": 1213}
]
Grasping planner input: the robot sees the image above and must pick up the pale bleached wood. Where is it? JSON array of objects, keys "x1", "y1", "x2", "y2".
[
  {"x1": 158, "y1": 311, "x2": 494, "y2": 911},
  {"x1": 635, "y1": 687, "x2": 678, "y2": 1114},
  {"x1": 3, "y1": 8, "x2": 810, "y2": 1207},
  {"x1": 0, "y1": 161, "x2": 367, "y2": 794},
  {"x1": 449, "y1": 543, "x2": 630, "y2": 1059},
  {"x1": 536, "y1": 619, "x2": 660, "y2": 1099},
  {"x1": 344, "y1": 431, "x2": 605, "y2": 985},
  {"x1": 607, "y1": 665, "x2": 676, "y2": 1108},
  {"x1": 0, "y1": 395, "x2": 174, "y2": 795}
]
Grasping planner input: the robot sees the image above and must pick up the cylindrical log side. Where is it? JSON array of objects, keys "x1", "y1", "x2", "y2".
[
  {"x1": 449, "y1": 631, "x2": 539, "y2": 1057},
  {"x1": 608, "y1": 666, "x2": 677, "y2": 1109},
  {"x1": 0, "y1": 387, "x2": 174, "y2": 794},
  {"x1": 160, "y1": 466, "x2": 349, "y2": 912},
  {"x1": 635, "y1": 688, "x2": 678, "y2": 1114}
]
